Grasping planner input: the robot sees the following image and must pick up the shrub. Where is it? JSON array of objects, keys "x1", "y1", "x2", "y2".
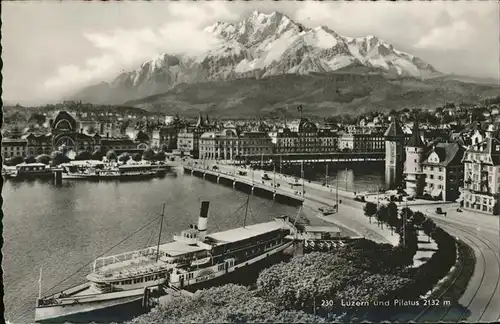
[
  {"x1": 24, "y1": 156, "x2": 37, "y2": 164},
  {"x1": 106, "y1": 150, "x2": 117, "y2": 161},
  {"x1": 74, "y1": 150, "x2": 92, "y2": 161},
  {"x1": 5, "y1": 156, "x2": 24, "y2": 166},
  {"x1": 91, "y1": 149, "x2": 104, "y2": 161},
  {"x1": 142, "y1": 148, "x2": 155, "y2": 161},
  {"x1": 50, "y1": 151, "x2": 70, "y2": 166},
  {"x1": 35, "y1": 154, "x2": 51, "y2": 165},
  {"x1": 127, "y1": 284, "x2": 327, "y2": 324},
  {"x1": 118, "y1": 152, "x2": 131, "y2": 163},
  {"x1": 154, "y1": 151, "x2": 166, "y2": 161}
]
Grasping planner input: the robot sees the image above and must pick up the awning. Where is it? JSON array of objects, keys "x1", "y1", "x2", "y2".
[{"x1": 431, "y1": 189, "x2": 442, "y2": 197}]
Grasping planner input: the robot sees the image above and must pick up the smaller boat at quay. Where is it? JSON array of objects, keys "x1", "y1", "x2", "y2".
[
  {"x1": 61, "y1": 161, "x2": 164, "y2": 180},
  {"x1": 4, "y1": 163, "x2": 53, "y2": 179}
]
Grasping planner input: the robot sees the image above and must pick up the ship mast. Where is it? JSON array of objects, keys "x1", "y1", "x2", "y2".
[
  {"x1": 243, "y1": 193, "x2": 250, "y2": 228},
  {"x1": 38, "y1": 266, "x2": 43, "y2": 299},
  {"x1": 156, "y1": 203, "x2": 166, "y2": 263}
]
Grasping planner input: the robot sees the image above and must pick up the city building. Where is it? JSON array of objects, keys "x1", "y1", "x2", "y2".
[
  {"x1": 462, "y1": 136, "x2": 500, "y2": 214},
  {"x1": 404, "y1": 119, "x2": 426, "y2": 197},
  {"x1": 199, "y1": 129, "x2": 240, "y2": 160},
  {"x1": 151, "y1": 125, "x2": 179, "y2": 152},
  {"x1": 1, "y1": 138, "x2": 28, "y2": 158},
  {"x1": 236, "y1": 131, "x2": 274, "y2": 158},
  {"x1": 422, "y1": 142, "x2": 465, "y2": 201},
  {"x1": 2, "y1": 110, "x2": 147, "y2": 158},
  {"x1": 338, "y1": 133, "x2": 384, "y2": 152},
  {"x1": 199, "y1": 129, "x2": 273, "y2": 161},
  {"x1": 177, "y1": 113, "x2": 216, "y2": 157},
  {"x1": 275, "y1": 118, "x2": 338, "y2": 154}
]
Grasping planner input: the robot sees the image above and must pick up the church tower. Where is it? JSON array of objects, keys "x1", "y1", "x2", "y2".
[
  {"x1": 404, "y1": 117, "x2": 426, "y2": 197},
  {"x1": 384, "y1": 115, "x2": 405, "y2": 189}
]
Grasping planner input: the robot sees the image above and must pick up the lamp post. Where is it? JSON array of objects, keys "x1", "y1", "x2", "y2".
[
  {"x1": 345, "y1": 167, "x2": 348, "y2": 191},
  {"x1": 273, "y1": 162, "x2": 276, "y2": 188},
  {"x1": 301, "y1": 160, "x2": 305, "y2": 197}
]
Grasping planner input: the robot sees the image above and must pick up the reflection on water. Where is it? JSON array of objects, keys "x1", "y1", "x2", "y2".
[{"x1": 281, "y1": 162, "x2": 387, "y2": 192}]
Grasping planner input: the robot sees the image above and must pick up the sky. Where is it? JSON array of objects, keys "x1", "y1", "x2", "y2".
[{"x1": 2, "y1": 0, "x2": 499, "y2": 105}]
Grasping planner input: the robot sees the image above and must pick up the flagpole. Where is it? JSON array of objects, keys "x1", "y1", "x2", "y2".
[{"x1": 38, "y1": 266, "x2": 43, "y2": 299}]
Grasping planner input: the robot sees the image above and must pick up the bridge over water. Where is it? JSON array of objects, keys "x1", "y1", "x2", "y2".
[{"x1": 238, "y1": 152, "x2": 384, "y2": 164}]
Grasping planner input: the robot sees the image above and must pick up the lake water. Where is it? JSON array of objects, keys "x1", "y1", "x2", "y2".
[
  {"x1": 2, "y1": 164, "x2": 384, "y2": 323},
  {"x1": 280, "y1": 161, "x2": 386, "y2": 192}
]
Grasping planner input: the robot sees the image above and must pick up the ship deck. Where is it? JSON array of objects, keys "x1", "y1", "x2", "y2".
[
  {"x1": 206, "y1": 220, "x2": 288, "y2": 244},
  {"x1": 89, "y1": 241, "x2": 210, "y2": 281}
]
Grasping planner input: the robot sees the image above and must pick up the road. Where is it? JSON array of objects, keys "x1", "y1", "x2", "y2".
[{"x1": 190, "y1": 161, "x2": 500, "y2": 322}]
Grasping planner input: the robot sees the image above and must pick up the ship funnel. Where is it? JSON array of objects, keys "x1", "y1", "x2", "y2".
[{"x1": 198, "y1": 201, "x2": 210, "y2": 241}]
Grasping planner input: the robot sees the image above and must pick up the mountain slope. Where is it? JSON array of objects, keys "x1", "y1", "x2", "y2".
[
  {"x1": 123, "y1": 72, "x2": 499, "y2": 117},
  {"x1": 71, "y1": 10, "x2": 442, "y2": 105}
]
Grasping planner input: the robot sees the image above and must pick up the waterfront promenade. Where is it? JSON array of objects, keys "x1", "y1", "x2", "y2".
[
  {"x1": 183, "y1": 160, "x2": 500, "y2": 322},
  {"x1": 182, "y1": 162, "x2": 399, "y2": 246}
]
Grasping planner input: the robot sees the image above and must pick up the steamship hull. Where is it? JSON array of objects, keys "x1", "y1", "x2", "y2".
[
  {"x1": 173, "y1": 239, "x2": 294, "y2": 291},
  {"x1": 34, "y1": 285, "x2": 151, "y2": 323}
]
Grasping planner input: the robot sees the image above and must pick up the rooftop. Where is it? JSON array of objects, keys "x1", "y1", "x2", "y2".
[
  {"x1": 160, "y1": 241, "x2": 207, "y2": 257},
  {"x1": 384, "y1": 118, "x2": 404, "y2": 138},
  {"x1": 206, "y1": 220, "x2": 285, "y2": 244},
  {"x1": 424, "y1": 142, "x2": 464, "y2": 167}
]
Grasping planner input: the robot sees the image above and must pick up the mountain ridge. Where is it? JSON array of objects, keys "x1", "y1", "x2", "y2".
[
  {"x1": 70, "y1": 10, "x2": 444, "y2": 105},
  {"x1": 122, "y1": 72, "x2": 499, "y2": 118}
]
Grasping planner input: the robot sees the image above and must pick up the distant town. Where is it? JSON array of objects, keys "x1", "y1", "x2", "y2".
[{"x1": 2, "y1": 95, "x2": 500, "y2": 216}]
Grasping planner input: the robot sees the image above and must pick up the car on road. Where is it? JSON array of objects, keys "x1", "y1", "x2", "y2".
[{"x1": 318, "y1": 206, "x2": 337, "y2": 215}]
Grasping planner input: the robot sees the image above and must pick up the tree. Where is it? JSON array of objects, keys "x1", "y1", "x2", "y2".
[
  {"x1": 74, "y1": 150, "x2": 92, "y2": 161},
  {"x1": 154, "y1": 151, "x2": 166, "y2": 162},
  {"x1": 50, "y1": 151, "x2": 70, "y2": 166},
  {"x1": 24, "y1": 156, "x2": 37, "y2": 164},
  {"x1": 35, "y1": 154, "x2": 51, "y2": 165},
  {"x1": 132, "y1": 152, "x2": 142, "y2": 162},
  {"x1": 106, "y1": 150, "x2": 117, "y2": 161},
  {"x1": 411, "y1": 211, "x2": 425, "y2": 227},
  {"x1": 87, "y1": 125, "x2": 97, "y2": 134},
  {"x1": 493, "y1": 195, "x2": 500, "y2": 215},
  {"x1": 363, "y1": 202, "x2": 377, "y2": 224},
  {"x1": 142, "y1": 148, "x2": 155, "y2": 161},
  {"x1": 118, "y1": 152, "x2": 131, "y2": 163},
  {"x1": 161, "y1": 144, "x2": 171, "y2": 153},
  {"x1": 422, "y1": 218, "x2": 436, "y2": 235},
  {"x1": 386, "y1": 202, "x2": 399, "y2": 234},
  {"x1": 377, "y1": 205, "x2": 388, "y2": 228},
  {"x1": 6, "y1": 156, "x2": 24, "y2": 166},
  {"x1": 91, "y1": 149, "x2": 104, "y2": 161}
]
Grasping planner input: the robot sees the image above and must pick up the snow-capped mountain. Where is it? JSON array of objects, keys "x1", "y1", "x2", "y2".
[{"x1": 72, "y1": 10, "x2": 439, "y2": 104}]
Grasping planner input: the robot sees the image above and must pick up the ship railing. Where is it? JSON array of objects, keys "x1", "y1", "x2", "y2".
[{"x1": 93, "y1": 247, "x2": 158, "y2": 272}]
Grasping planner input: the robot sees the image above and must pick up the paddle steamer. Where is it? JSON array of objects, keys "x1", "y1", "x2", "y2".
[{"x1": 35, "y1": 201, "x2": 297, "y2": 322}]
